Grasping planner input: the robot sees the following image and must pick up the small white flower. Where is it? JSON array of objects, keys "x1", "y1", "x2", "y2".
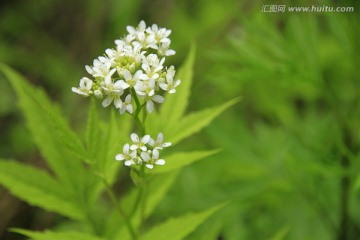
[
  {"x1": 135, "y1": 79, "x2": 156, "y2": 96},
  {"x1": 101, "y1": 69, "x2": 129, "y2": 107},
  {"x1": 159, "y1": 66, "x2": 180, "y2": 94},
  {"x1": 117, "y1": 94, "x2": 134, "y2": 114},
  {"x1": 135, "y1": 31, "x2": 155, "y2": 49},
  {"x1": 146, "y1": 24, "x2": 172, "y2": 45},
  {"x1": 126, "y1": 20, "x2": 146, "y2": 37},
  {"x1": 72, "y1": 77, "x2": 93, "y2": 96},
  {"x1": 157, "y1": 42, "x2": 175, "y2": 56},
  {"x1": 122, "y1": 69, "x2": 147, "y2": 87},
  {"x1": 85, "y1": 58, "x2": 112, "y2": 78},
  {"x1": 149, "y1": 132, "x2": 171, "y2": 149},
  {"x1": 140, "y1": 149, "x2": 165, "y2": 169},
  {"x1": 115, "y1": 144, "x2": 137, "y2": 166},
  {"x1": 130, "y1": 133, "x2": 151, "y2": 151}
]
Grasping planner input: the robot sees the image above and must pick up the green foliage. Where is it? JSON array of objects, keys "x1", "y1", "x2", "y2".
[
  {"x1": 140, "y1": 204, "x2": 224, "y2": 240},
  {"x1": 0, "y1": 41, "x2": 230, "y2": 239},
  {"x1": 0, "y1": 63, "x2": 90, "y2": 218},
  {"x1": 169, "y1": 97, "x2": 239, "y2": 144},
  {"x1": 150, "y1": 149, "x2": 220, "y2": 174},
  {"x1": 3, "y1": 1, "x2": 359, "y2": 239},
  {"x1": 270, "y1": 226, "x2": 291, "y2": 240},
  {"x1": 12, "y1": 229, "x2": 104, "y2": 240},
  {"x1": 159, "y1": 45, "x2": 195, "y2": 134},
  {"x1": 0, "y1": 160, "x2": 83, "y2": 220}
]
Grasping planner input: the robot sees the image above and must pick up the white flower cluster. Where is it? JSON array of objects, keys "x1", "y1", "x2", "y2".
[
  {"x1": 115, "y1": 133, "x2": 171, "y2": 169},
  {"x1": 72, "y1": 20, "x2": 181, "y2": 114}
]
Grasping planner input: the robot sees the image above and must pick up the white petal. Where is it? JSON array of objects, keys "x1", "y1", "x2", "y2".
[
  {"x1": 126, "y1": 104, "x2": 134, "y2": 114},
  {"x1": 142, "y1": 135, "x2": 150, "y2": 144},
  {"x1": 141, "y1": 152, "x2": 150, "y2": 161},
  {"x1": 165, "y1": 49, "x2": 176, "y2": 56},
  {"x1": 123, "y1": 69, "x2": 132, "y2": 81},
  {"x1": 130, "y1": 151, "x2": 137, "y2": 158},
  {"x1": 152, "y1": 149, "x2": 159, "y2": 159},
  {"x1": 162, "y1": 142, "x2": 171, "y2": 148},
  {"x1": 125, "y1": 160, "x2": 134, "y2": 166},
  {"x1": 155, "y1": 159, "x2": 165, "y2": 165},
  {"x1": 139, "y1": 20, "x2": 146, "y2": 30},
  {"x1": 174, "y1": 80, "x2": 181, "y2": 87},
  {"x1": 105, "y1": 68, "x2": 116, "y2": 84},
  {"x1": 157, "y1": 133, "x2": 164, "y2": 143},
  {"x1": 131, "y1": 133, "x2": 139, "y2": 143},
  {"x1": 123, "y1": 143, "x2": 130, "y2": 153},
  {"x1": 125, "y1": 94, "x2": 132, "y2": 103},
  {"x1": 146, "y1": 100, "x2": 154, "y2": 113},
  {"x1": 114, "y1": 80, "x2": 129, "y2": 89},
  {"x1": 146, "y1": 164, "x2": 154, "y2": 169},
  {"x1": 102, "y1": 96, "x2": 113, "y2": 107},
  {"x1": 130, "y1": 145, "x2": 138, "y2": 150},
  {"x1": 71, "y1": 87, "x2": 88, "y2": 96},
  {"x1": 152, "y1": 95, "x2": 164, "y2": 103},
  {"x1": 148, "y1": 138, "x2": 155, "y2": 146},
  {"x1": 159, "y1": 83, "x2": 168, "y2": 91},
  {"x1": 85, "y1": 65, "x2": 93, "y2": 74},
  {"x1": 115, "y1": 154, "x2": 125, "y2": 161},
  {"x1": 114, "y1": 98, "x2": 122, "y2": 108}
]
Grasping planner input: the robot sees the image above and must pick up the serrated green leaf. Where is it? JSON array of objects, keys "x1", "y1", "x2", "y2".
[
  {"x1": 0, "y1": 64, "x2": 87, "y2": 195},
  {"x1": 149, "y1": 149, "x2": 220, "y2": 174},
  {"x1": 0, "y1": 160, "x2": 84, "y2": 220},
  {"x1": 12, "y1": 229, "x2": 104, "y2": 240},
  {"x1": 169, "y1": 97, "x2": 240, "y2": 144},
  {"x1": 140, "y1": 203, "x2": 225, "y2": 240},
  {"x1": 160, "y1": 45, "x2": 195, "y2": 133}
]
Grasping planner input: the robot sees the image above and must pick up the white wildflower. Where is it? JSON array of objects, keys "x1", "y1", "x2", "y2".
[
  {"x1": 117, "y1": 94, "x2": 133, "y2": 114},
  {"x1": 159, "y1": 66, "x2": 181, "y2": 93},
  {"x1": 72, "y1": 77, "x2": 93, "y2": 96},
  {"x1": 122, "y1": 69, "x2": 147, "y2": 87},
  {"x1": 115, "y1": 133, "x2": 171, "y2": 169},
  {"x1": 149, "y1": 132, "x2": 171, "y2": 150},
  {"x1": 141, "y1": 149, "x2": 165, "y2": 169},
  {"x1": 130, "y1": 133, "x2": 151, "y2": 151},
  {"x1": 115, "y1": 144, "x2": 137, "y2": 166}
]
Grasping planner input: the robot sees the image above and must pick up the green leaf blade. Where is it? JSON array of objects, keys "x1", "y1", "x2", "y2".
[
  {"x1": 12, "y1": 229, "x2": 104, "y2": 240},
  {"x1": 140, "y1": 203, "x2": 225, "y2": 240},
  {"x1": 0, "y1": 64, "x2": 87, "y2": 194},
  {"x1": 160, "y1": 45, "x2": 195, "y2": 133},
  {"x1": 170, "y1": 97, "x2": 240, "y2": 144},
  {"x1": 0, "y1": 160, "x2": 84, "y2": 220}
]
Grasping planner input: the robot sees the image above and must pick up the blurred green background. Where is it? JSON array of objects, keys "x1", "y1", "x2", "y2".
[{"x1": 1, "y1": 0, "x2": 360, "y2": 239}]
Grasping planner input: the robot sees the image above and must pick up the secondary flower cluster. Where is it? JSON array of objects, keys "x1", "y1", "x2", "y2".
[
  {"x1": 115, "y1": 133, "x2": 171, "y2": 169},
  {"x1": 72, "y1": 20, "x2": 181, "y2": 114}
]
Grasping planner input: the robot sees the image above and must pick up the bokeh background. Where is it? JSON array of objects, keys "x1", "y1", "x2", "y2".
[{"x1": 1, "y1": 0, "x2": 360, "y2": 239}]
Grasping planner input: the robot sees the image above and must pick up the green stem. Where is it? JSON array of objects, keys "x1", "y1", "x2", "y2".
[
  {"x1": 139, "y1": 176, "x2": 148, "y2": 233},
  {"x1": 98, "y1": 173, "x2": 137, "y2": 240},
  {"x1": 131, "y1": 89, "x2": 145, "y2": 133},
  {"x1": 129, "y1": 88, "x2": 149, "y2": 236}
]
